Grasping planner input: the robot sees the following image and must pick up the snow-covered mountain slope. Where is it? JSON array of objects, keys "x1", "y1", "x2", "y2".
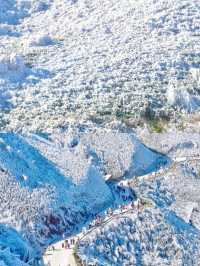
[
  {"x1": 0, "y1": 0, "x2": 200, "y2": 265},
  {"x1": 78, "y1": 206, "x2": 200, "y2": 266},
  {"x1": 26, "y1": 126, "x2": 167, "y2": 180},
  {"x1": 0, "y1": 0, "x2": 200, "y2": 131},
  {"x1": 0, "y1": 125, "x2": 199, "y2": 265},
  {"x1": 0, "y1": 133, "x2": 72, "y2": 189},
  {"x1": 76, "y1": 128, "x2": 200, "y2": 266},
  {"x1": 137, "y1": 125, "x2": 200, "y2": 156},
  {"x1": 0, "y1": 127, "x2": 165, "y2": 265},
  {"x1": 136, "y1": 126, "x2": 200, "y2": 216},
  {"x1": 72, "y1": 123, "x2": 200, "y2": 266}
]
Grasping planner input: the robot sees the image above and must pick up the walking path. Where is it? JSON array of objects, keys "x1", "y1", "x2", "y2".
[
  {"x1": 131, "y1": 155, "x2": 200, "y2": 186},
  {"x1": 43, "y1": 155, "x2": 200, "y2": 266},
  {"x1": 43, "y1": 205, "x2": 140, "y2": 266},
  {"x1": 43, "y1": 245, "x2": 77, "y2": 266}
]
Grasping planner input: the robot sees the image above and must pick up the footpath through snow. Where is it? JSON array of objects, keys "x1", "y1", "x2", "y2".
[
  {"x1": 43, "y1": 154, "x2": 200, "y2": 266},
  {"x1": 0, "y1": 127, "x2": 167, "y2": 266}
]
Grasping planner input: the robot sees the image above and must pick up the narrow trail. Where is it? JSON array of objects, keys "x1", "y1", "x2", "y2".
[
  {"x1": 131, "y1": 155, "x2": 200, "y2": 186},
  {"x1": 43, "y1": 155, "x2": 200, "y2": 266},
  {"x1": 43, "y1": 206, "x2": 141, "y2": 266},
  {"x1": 43, "y1": 246, "x2": 77, "y2": 266}
]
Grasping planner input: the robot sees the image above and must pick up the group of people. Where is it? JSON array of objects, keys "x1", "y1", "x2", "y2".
[
  {"x1": 61, "y1": 238, "x2": 76, "y2": 249},
  {"x1": 46, "y1": 179, "x2": 149, "y2": 265},
  {"x1": 49, "y1": 237, "x2": 78, "y2": 252}
]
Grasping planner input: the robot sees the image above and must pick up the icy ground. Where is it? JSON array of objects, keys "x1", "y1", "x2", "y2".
[{"x1": 0, "y1": 0, "x2": 200, "y2": 131}]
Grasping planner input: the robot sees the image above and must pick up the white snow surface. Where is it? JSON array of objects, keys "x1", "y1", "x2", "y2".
[
  {"x1": 0, "y1": 0, "x2": 200, "y2": 130},
  {"x1": 0, "y1": 0, "x2": 200, "y2": 265},
  {"x1": 26, "y1": 126, "x2": 163, "y2": 180}
]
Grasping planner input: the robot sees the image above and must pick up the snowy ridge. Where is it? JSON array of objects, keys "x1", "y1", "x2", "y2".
[
  {"x1": 73, "y1": 128, "x2": 200, "y2": 266},
  {"x1": 26, "y1": 126, "x2": 166, "y2": 180}
]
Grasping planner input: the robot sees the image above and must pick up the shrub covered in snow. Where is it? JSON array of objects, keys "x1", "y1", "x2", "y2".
[
  {"x1": 0, "y1": 224, "x2": 35, "y2": 266},
  {"x1": 0, "y1": 54, "x2": 26, "y2": 78},
  {"x1": 78, "y1": 207, "x2": 200, "y2": 265},
  {"x1": 28, "y1": 34, "x2": 54, "y2": 47},
  {"x1": 167, "y1": 81, "x2": 200, "y2": 113}
]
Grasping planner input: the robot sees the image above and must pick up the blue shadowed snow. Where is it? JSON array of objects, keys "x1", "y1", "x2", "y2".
[
  {"x1": 148, "y1": 180, "x2": 175, "y2": 208},
  {"x1": 0, "y1": 27, "x2": 21, "y2": 37},
  {"x1": 0, "y1": 133, "x2": 72, "y2": 189},
  {"x1": 0, "y1": 0, "x2": 51, "y2": 25},
  {"x1": 165, "y1": 210, "x2": 200, "y2": 263},
  {"x1": 165, "y1": 210, "x2": 199, "y2": 235},
  {"x1": 133, "y1": 240, "x2": 143, "y2": 266},
  {"x1": 0, "y1": 224, "x2": 34, "y2": 263},
  {"x1": 123, "y1": 133, "x2": 171, "y2": 179}
]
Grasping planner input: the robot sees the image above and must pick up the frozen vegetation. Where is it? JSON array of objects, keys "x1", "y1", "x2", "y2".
[
  {"x1": 0, "y1": 0, "x2": 200, "y2": 265},
  {"x1": 0, "y1": 224, "x2": 35, "y2": 266},
  {"x1": 0, "y1": 127, "x2": 166, "y2": 265},
  {"x1": 0, "y1": 0, "x2": 199, "y2": 130},
  {"x1": 78, "y1": 207, "x2": 200, "y2": 265},
  {"x1": 0, "y1": 124, "x2": 200, "y2": 265},
  {"x1": 76, "y1": 127, "x2": 200, "y2": 266},
  {"x1": 26, "y1": 126, "x2": 164, "y2": 180}
]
